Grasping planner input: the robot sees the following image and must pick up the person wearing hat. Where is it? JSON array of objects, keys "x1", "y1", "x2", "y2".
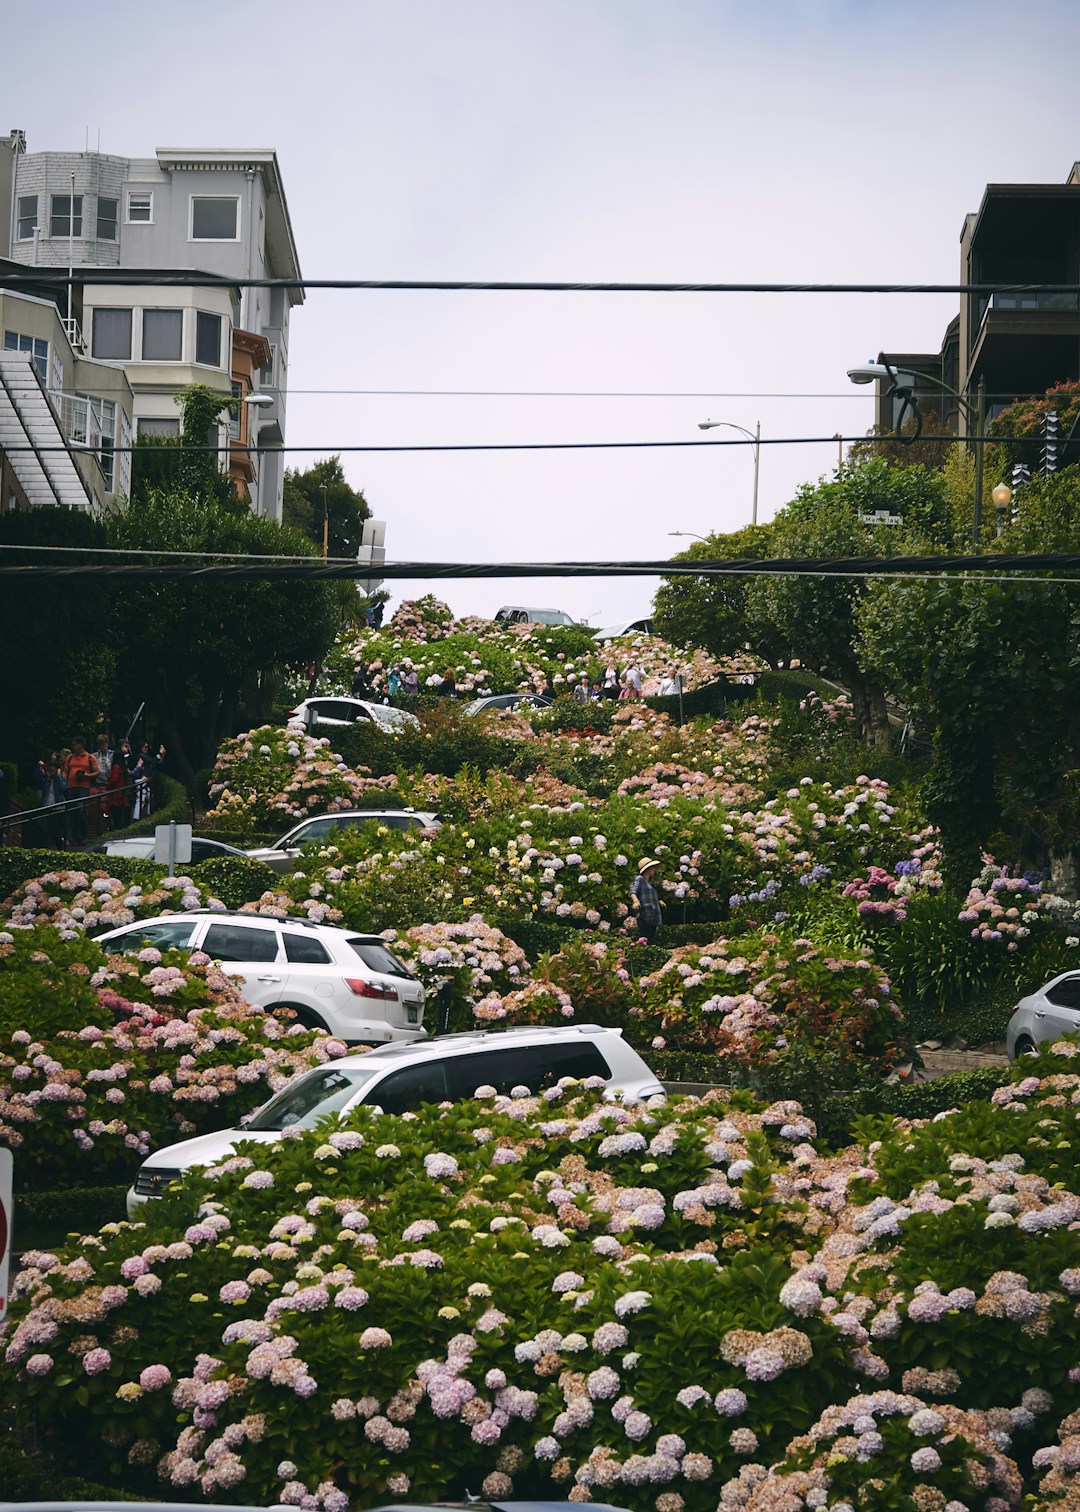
[{"x1": 630, "y1": 857, "x2": 664, "y2": 943}]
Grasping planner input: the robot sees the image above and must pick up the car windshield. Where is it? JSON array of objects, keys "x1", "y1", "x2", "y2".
[
  {"x1": 348, "y1": 939, "x2": 414, "y2": 978},
  {"x1": 245, "y1": 1067, "x2": 377, "y2": 1131}
]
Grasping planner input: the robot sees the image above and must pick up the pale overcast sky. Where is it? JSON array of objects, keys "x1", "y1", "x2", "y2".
[{"x1": 8, "y1": 0, "x2": 1080, "y2": 623}]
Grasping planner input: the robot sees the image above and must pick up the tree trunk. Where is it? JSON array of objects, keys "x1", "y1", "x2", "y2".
[
  {"x1": 848, "y1": 675, "x2": 892, "y2": 750},
  {"x1": 149, "y1": 670, "x2": 198, "y2": 790},
  {"x1": 1050, "y1": 851, "x2": 1080, "y2": 902},
  {"x1": 865, "y1": 682, "x2": 892, "y2": 750}
]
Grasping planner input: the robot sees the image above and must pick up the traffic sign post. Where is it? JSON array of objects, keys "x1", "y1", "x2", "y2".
[
  {"x1": 154, "y1": 821, "x2": 192, "y2": 876},
  {"x1": 0, "y1": 1146, "x2": 12, "y2": 1325}
]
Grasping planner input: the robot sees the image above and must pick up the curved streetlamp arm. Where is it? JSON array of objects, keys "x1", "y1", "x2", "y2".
[{"x1": 873, "y1": 352, "x2": 978, "y2": 430}]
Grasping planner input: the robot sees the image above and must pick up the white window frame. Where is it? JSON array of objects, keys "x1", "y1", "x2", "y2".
[
  {"x1": 92, "y1": 397, "x2": 117, "y2": 490},
  {"x1": 3, "y1": 330, "x2": 48, "y2": 383},
  {"x1": 91, "y1": 307, "x2": 133, "y2": 361},
  {"x1": 189, "y1": 194, "x2": 241, "y2": 243},
  {"x1": 126, "y1": 191, "x2": 154, "y2": 224},
  {"x1": 96, "y1": 195, "x2": 119, "y2": 242},
  {"x1": 228, "y1": 379, "x2": 243, "y2": 440},
  {"x1": 262, "y1": 341, "x2": 277, "y2": 388},
  {"x1": 140, "y1": 308, "x2": 185, "y2": 364},
  {"x1": 117, "y1": 408, "x2": 132, "y2": 497},
  {"x1": 49, "y1": 193, "x2": 83, "y2": 238},
  {"x1": 16, "y1": 194, "x2": 37, "y2": 241},
  {"x1": 194, "y1": 310, "x2": 224, "y2": 369}
]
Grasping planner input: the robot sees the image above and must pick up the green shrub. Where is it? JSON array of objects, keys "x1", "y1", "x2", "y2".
[
  {"x1": 187, "y1": 854, "x2": 279, "y2": 909},
  {"x1": 0, "y1": 848, "x2": 164, "y2": 906},
  {"x1": 105, "y1": 773, "x2": 190, "y2": 839},
  {"x1": 814, "y1": 1065, "x2": 1006, "y2": 1148},
  {"x1": 0, "y1": 1438, "x2": 151, "y2": 1504},
  {"x1": 11, "y1": 1183, "x2": 128, "y2": 1251}
]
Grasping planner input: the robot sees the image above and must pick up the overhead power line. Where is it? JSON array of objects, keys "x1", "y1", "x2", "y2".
[
  {"x1": 1, "y1": 554, "x2": 1079, "y2": 583},
  {"x1": 5, "y1": 270, "x2": 1080, "y2": 295},
  {"x1": 0, "y1": 432, "x2": 990, "y2": 457}
]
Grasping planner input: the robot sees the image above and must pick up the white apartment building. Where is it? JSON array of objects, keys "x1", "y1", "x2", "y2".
[
  {"x1": 0, "y1": 133, "x2": 303, "y2": 520},
  {"x1": 0, "y1": 271, "x2": 134, "y2": 513}
]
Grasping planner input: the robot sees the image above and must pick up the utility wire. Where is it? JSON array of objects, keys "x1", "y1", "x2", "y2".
[
  {"x1": 2, "y1": 554, "x2": 1079, "y2": 582},
  {"x1": 0, "y1": 432, "x2": 994, "y2": 456},
  {"x1": 5, "y1": 271, "x2": 1080, "y2": 294},
  {"x1": 0, "y1": 380, "x2": 1056, "y2": 402}
]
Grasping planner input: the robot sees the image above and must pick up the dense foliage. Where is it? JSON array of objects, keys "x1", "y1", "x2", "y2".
[{"x1": 5, "y1": 1046, "x2": 1080, "y2": 1507}]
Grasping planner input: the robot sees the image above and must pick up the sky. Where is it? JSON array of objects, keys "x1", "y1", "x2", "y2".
[{"x1": 8, "y1": 0, "x2": 1080, "y2": 625}]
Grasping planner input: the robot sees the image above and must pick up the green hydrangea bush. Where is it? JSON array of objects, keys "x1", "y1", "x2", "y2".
[
  {"x1": 0, "y1": 927, "x2": 349, "y2": 1189},
  {"x1": 6, "y1": 1047, "x2": 1080, "y2": 1508}
]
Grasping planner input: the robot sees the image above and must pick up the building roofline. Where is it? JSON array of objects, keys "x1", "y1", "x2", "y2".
[
  {"x1": 969, "y1": 181, "x2": 1080, "y2": 244},
  {"x1": 155, "y1": 148, "x2": 303, "y2": 302}
]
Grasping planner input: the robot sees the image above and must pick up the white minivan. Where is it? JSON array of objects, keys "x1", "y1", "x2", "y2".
[{"x1": 126, "y1": 1025, "x2": 664, "y2": 1215}]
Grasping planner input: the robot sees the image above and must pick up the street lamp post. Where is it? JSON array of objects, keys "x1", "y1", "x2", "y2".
[
  {"x1": 668, "y1": 530, "x2": 708, "y2": 543},
  {"x1": 242, "y1": 392, "x2": 275, "y2": 515},
  {"x1": 847, "y1": 355, "x2": 987, "y2": 550},
  {"x1": 697, "y1": 419, "x2": 761, "y2": 526}
]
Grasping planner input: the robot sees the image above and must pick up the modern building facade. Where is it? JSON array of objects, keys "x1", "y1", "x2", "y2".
[
  {"x1": 0, "y1": 263, "x2": 134, "y2": 513},
  {"x1": 869, "y1": 163, "x2": 1080, "y2": 436},
  {"x1": 0, "y1": 134, "x2": 302, "y2": 519}
]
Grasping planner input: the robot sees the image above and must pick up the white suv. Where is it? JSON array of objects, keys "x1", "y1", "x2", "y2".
[
  {"x1": 94, "y1": 912, "x2": 426, "y2": 1044},
  {"x1": 246, "y1": 809, "x2": 441, "y2": 874},
  {"x1": 289, "y1": 697, "x2": 420, "y2": 733},
  {"x1": 127, "y1": 1024, "x2": 664, "y2": 1214}
]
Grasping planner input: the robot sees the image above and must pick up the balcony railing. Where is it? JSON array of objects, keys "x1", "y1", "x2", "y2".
[
  {"x1": 977, "y1": 288, "x2": 1080, "y2": 333},
  {"x1": 61, "y1": 315, "x2": 86, "y2": 354}
]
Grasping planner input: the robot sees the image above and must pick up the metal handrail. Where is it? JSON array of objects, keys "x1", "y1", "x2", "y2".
[{"x1": 0, "y1": 777, "x2": 150, "y2": 838}]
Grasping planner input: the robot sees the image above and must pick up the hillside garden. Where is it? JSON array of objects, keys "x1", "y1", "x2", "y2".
[{"x1": 3, "y1": 604, "x2": 1080, "y2": 1506}]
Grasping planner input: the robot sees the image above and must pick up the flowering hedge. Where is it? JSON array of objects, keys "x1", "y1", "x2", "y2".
[
  {"x1": 207, "y1": 726, "x2": 399, "y2": 828},
  {"x1": 0, "y1": 927, "x2": 347, "y2": 1189},
  {"x1": 2, "y1": 869, "x2": 227, "y2": 936},
  {"x1": 6, "y1": 1046, "x2": 1080, "y2": 1507},
  {"x1": 380, "y1": 918, "x2": 529, "y2": 1031},
  {"x1": 324, "y1": 598, "x2": 753, "y2": 701}
]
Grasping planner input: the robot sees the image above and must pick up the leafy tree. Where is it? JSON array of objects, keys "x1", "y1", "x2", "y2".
[
  {"x1": 0, "y1": 508, "x2": 116, "y2": 775},
  {"x1": 129, "y1": 384, "x2": 240, "y2": 508},
  {"x1": 986, "y1": 379, "x2": 1080, "y2": 476},
  {"x1": 749, "y1": 460, "x2": 954, "y2": 748},
  {"x1": 282, "y1": 457, "x2": 371, "y2": 560},
  {"x1": 107, "y1": 489, "x2": 336, "y2": 785},
  {"x1": 857, "y1": 466, "x2": 1080, "y2": 880},
  {"x1": 846, "y1": 411, "x2": 956, "y2": 473},
  {"x1": 653, "y1": 523, "x2": 786, "y2": 665}
]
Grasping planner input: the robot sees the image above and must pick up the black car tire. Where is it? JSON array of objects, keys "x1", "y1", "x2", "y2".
[
  {"x1": 276, "y1": 1003, "x2": 329, "y2": 1034},
  {"x1": 1013, "y1": 1034, "x2": 1038, "y2": 1058}
]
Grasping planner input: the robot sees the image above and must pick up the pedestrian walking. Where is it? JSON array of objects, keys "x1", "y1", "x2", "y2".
[{"x1": 629, "y1": 857, "x2": 664, "y2": 944}]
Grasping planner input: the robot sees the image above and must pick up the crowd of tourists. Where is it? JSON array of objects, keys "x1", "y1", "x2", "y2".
[{"x1": 28, "y1": 734, "x2": 164, "y2": 846}]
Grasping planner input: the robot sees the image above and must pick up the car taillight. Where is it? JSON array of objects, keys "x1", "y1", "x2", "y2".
[{"x1": 344, "y1": 978, "x2": 399, "y2": 1001}]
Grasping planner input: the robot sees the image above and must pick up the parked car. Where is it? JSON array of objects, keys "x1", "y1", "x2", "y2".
[
  {"x1": 461, "y1": 692, "x2": 553, "y2": 716},
  {"x1": 593, "y1": 617, "x2": 655, "y2": 639},
  {"x1": 289, "y1": 696, "x2": 420, "y2": 732},
  {"x1": 1007, "y1": 970, "x2": 1080, "y2": 1057},
  {"x1": 494, "y1": 605, "x2": 577, "y2": 626},
  {"x1": 245, "y1": 808, "x2": 441, "y2": 874},
  {"x1": 94, "y1": 911, "x2": 426, "y2": 1045},
  {"x1": 91, "y1": 835, "x2": 250, "y2": 863},
  {"x1": 126, "y1": 1024, "x2": 664, "y2": 1215}
]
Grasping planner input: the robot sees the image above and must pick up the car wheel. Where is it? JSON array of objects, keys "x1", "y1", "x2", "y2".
[
  {"x1": 1013, "y1": 1034, "x2": 1039, "y2": 1058},
  {"x1": 275, "y1": 1003, "x2": 329, "y2": 1035}
]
